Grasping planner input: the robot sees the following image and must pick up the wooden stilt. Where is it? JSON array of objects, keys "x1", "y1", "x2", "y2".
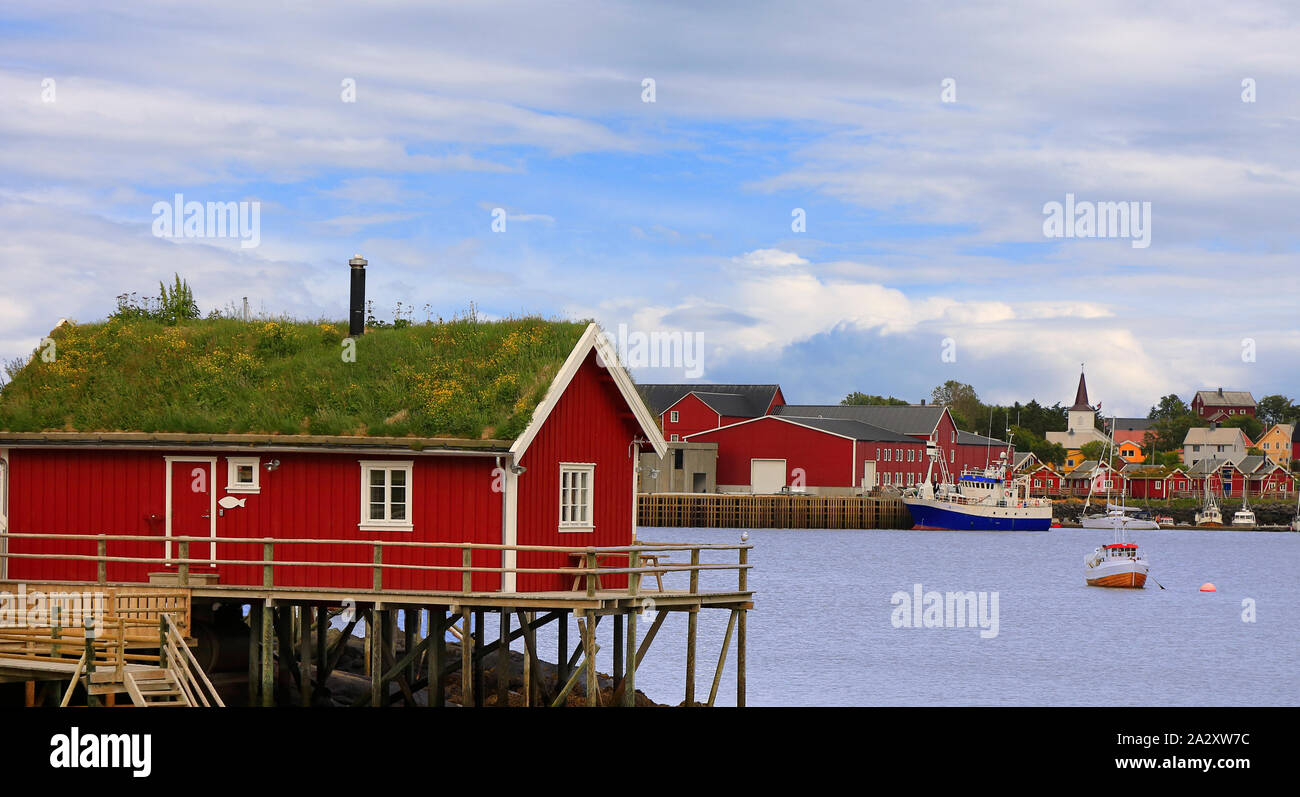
[
  {"x1": 707, "y1": 609, "x2": 739, "y2": 707},
  {"x1": 299, "y1": 605, "x2": 312, "y2": 707},
  {"x1": 370, "y1": 608, "x2": 385, "y2": 707},
  {"x1": 737, "y1": 608, "x2": 747, "y2": 708},
  {"x1": 556, "y1": 610, "x2": 568, "y2": 699},
  {"x1": 314, "y1": 603, "x2": 327, "y2": 702},
  {"x1": 611, "y1": 608, "x2": 666, "y2": 705},
  {"x1": 260, "y1": 599, "x2": 274, "y2": 707},
  {"x1": 382, "y1": 608, "x2": 395, "y2": 706},
  {"x1": 623, "y1": 609, "x2": 637, "y2": 707},
  {"x1": 460, "y1": 607, "x2": 473, "y2": 707},
  {"x1": 473, "y1": 609, "x2": 485, "y2": 707},
  {"x1": 521, "y1": 610, "x2": 534, "y2": 707},
  {"x1": 685, "y1": 607, "x2": 698, "y2": 706},
  {"x1": 429, "y1": 608, "x2": 445, "y2": 707},
  {"x1": 403, "y1": 608, "x2": 416, "y2": 687},
  {"x1": 613, "y1": 614, "x2": 623, "y2": 684},
  {"x1": 24, "y1": 680, "x2": 35, "y2": 707},
  {"x1": 248, "y1": 602, "x2": 260, "y2": 706},
  {"x1": 581, "y1": 610, "x2": 598, "y2": 707},
  {"x1": 497, "y1": 609, "x2": 510, "y2": 706}
]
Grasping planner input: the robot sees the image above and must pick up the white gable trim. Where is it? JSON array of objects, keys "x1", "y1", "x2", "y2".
[{"x1": 510, "y1": 323, "x2": 667, "y2": 461}]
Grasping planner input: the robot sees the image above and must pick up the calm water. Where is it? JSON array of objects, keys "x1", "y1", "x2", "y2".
[{"x1": 521, "y1": 527, "x2": 1299, "y2": 706}]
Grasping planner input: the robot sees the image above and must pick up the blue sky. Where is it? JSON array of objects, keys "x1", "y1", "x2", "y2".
[{"x1": 3, "y1": 1, "x2": 1300, "y2": 416}]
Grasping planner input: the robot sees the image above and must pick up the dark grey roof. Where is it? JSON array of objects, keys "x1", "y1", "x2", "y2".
[
  {"x1": 1235, "y1": 455, "x2": 1268, "y2": 474},
  {"x1": 636, "y1": 384, "x2": 781, "y2": 417},
  {"x1": 957, "y1": 430, "x2": 1011, "y2": 447},
  {"x1": 773, "y1": 404, "x2": 946, "y2": 436},
  {"x1": 1194, "y1": 389, "x2": 1256, "y2": 407},
  {"x1": 776, "y1": 416, "x2": 919, "y2": 443},
  {"x1": 690, "y1": 391, "x2": 762, "y2": 418},
  {"x1": 1113, "y1": 417, "x2": 1153, "y2": 431}
]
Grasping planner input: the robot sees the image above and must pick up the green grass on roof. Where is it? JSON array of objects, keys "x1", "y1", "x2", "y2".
[{"x1": 0, "y1": 316, "x2": 590, "y2": 439}]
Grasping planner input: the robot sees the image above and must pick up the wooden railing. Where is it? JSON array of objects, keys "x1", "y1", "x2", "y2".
[
  {"x1": 160, "y1": 613, "x2": 223, "y2": 707},
  {"x1": 0, "y1": 533, "x2": 753, "y2": 599}
]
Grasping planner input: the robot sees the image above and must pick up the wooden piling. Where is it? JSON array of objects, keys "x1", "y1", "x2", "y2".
[
  {"x1": 623, "y1": 609, "x2": 637, "y2": 707},
  {"x1": 428, "y1": 608, "x2": 445, "y2": 707},
  {"x1": 260, "y1": 599, "x2": 274, "y2": 707},
  {"x1": 581, "y1": 610, "x2": 597, "y2": 707},
  {"x1": 473, "y1": 609, "x2": 485, "y2": 707},
  {"x1": 370, "y1": 608, "x2": 385, "y2": 707},
  {"x1": 248, "y1": 602, "x2": 261, "y2": 706},
  {"x1": 556, "y1": 610, "x2": 568, "y2": 699},
  {"x1": 497, "y1": 610, "x2": 510, "y2": 707},
  {"x1": 460, "y1": 607, "x2": 473, "y2": 707}
]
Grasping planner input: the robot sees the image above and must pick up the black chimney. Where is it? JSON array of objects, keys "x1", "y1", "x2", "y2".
[{"x1": 348, "y1": 255, "x2": 367, "y2": 336}]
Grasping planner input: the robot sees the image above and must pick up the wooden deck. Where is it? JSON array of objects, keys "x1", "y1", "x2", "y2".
[{"x1": 0, "y1": 535, "x2": 753, "y2": 707}]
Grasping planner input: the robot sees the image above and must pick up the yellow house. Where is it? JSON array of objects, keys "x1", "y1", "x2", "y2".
[{"x1": 1257, "y1": 423, "x2": 1294, "y2": 468}]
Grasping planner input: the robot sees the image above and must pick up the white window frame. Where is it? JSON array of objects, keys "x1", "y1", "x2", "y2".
[
  {"x1": 670, "y1": 434, "x2": 680, "y2": 442},
  {"x1": 559, "y1": 463, "x2": 595, "y2": 533},
  {"x1": 669, "y1": 410, "x2": 679, "y2": 423},
  {"x1": 359, "y1": 460, "x2": 414, "y2": 532},
  {"x1": 226, "y1": 457, "x2": 261, "y2": 494}
]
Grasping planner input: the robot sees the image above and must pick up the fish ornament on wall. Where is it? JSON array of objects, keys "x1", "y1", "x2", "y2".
[{"x1": 218, "y1": 496, "x2": 247, "y2": 510}]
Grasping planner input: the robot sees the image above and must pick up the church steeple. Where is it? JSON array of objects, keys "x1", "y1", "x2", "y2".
[{"x1": 1069, "y1": 366, "x2": 1093, "y2": 412}]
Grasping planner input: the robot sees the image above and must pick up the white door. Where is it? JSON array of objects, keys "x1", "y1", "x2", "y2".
[
  {"x1": 750, "y1": 459, "x2": 787, "y2": 494},
  {"x1": 861, "y1": 460, "x2": 876, "y2": 491}
]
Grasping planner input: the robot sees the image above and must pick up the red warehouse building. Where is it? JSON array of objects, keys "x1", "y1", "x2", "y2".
[
  {"x1": 637, "y1": 383, "x2": 785, "y2": 441},
  {"x1": 686, "y1": 415, "x2": 924, "y2": 494},
  {"x1": 0, "y1": 315, "x2": 666, "y2": 595},
  {"x1": 773, "y1": 403, "x2": 1014, "y2": 475}
]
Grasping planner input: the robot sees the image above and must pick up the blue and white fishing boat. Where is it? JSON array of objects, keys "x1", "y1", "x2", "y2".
[{"x1": 900, "y1": 434, "x2": 1053, "y2": 531}]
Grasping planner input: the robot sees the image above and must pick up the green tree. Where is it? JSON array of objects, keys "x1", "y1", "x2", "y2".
[
  {"x1": 1010, "y1": 424, "x2": 1066, "y2": 466},
  {"x1": 842, "y1": 392, "x2": 909, "y2": 406},
  {"x1": 930, "y1": 380, "x2": 981, "y2": 431},
  {"x1": 1221, "y1": 413, "x2": 1264, "y2": 442},
  {"x1": 1256, "y1": 394, "x2": 1295, "y2": 428}
]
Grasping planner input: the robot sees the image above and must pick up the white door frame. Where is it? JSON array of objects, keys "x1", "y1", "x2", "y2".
[{"x1": 164, "y1": 456, "x2": 218, "y2": 566}]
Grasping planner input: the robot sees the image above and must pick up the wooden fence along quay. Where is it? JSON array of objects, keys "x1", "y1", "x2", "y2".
[
  {"x1": 0, "y1": 533, "x2": 752, "y2": 708},
  {"x1": 638, "y1": 493, "x2": 913, "y2": 530}
]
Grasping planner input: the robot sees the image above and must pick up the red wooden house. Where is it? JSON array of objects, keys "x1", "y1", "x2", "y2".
[
  {"x1": 638, "y1": 384, "x2": 785, "y2": 441},
  {"x1": 0, "y1": 315, "x2": 665, "y2": 595},
  {"x1": 1025, "y1": 464, "x2": 1063, "y2": 497},
  {"x1": 686, "y1": 415, "x2": 925, "y2": 494}
]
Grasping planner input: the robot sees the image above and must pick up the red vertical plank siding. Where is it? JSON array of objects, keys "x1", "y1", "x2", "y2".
[
  {"x1": 661, "y1": 393, "x2": 722, "y2": 439},
  {"x1": 688, "y1": 417, "x2": 855, "y2": 488},
  {"x1": 514, "y1": 351, "x2": 641, "y2": 592},
  {"x1": 6, "y1": 448, "x2": 502, "y2": 592}
]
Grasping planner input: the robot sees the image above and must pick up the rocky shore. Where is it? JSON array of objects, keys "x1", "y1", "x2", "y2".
[{"x1": 315, "y1": 630, "x2": 669, "y2": 707}]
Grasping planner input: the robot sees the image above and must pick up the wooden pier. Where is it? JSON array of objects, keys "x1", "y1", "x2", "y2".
[
  {"x1": 638, "y1": 493, "x2": 913, "y2": 529},
  {"x1": 1, "y1": 533, "x2": 752, "y2": 707}
]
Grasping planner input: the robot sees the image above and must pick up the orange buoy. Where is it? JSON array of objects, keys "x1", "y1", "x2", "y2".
[{"x1": 1200, "y1": 583, "x2": 1217, "y2": 592}]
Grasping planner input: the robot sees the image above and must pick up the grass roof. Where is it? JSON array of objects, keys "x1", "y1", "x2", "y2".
[{"x1": 0, "y1": 316, "x2": 590, "y2": 440}]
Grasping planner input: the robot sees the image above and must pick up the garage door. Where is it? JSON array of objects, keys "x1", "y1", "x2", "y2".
[{"x1": 750, "y1": 459, "x2": 787, "y2": 494}]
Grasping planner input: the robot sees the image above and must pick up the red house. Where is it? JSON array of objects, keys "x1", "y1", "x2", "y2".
[
  {"x1": 686, "y1": 415, "x2": 924, "y2": 494},
  {"x1": 1025, "y1": 464, "x2": 1063, "y2": 497},
  {"x1": 638, "y1": 384, "x2": 785, "y2": 441},
  {"x1": 1191, "y1": 388, "x2": 1256, "y2": 422},
  {"x1": 0, "y1": 318, "x2": 665, "y2": 595},
  {"x1": 772, "y1": 403, "x2": 1011, "y2": 475}
]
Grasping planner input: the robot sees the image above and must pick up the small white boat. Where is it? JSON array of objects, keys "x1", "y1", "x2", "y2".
[
  {"x1": 1084, "y1": 541, "x2": 1149, "y2": 588},
  {"x1": 1231, "y1": 494, "x2": 1256, "y2": 527},
  {"x1": 1195, "y1": 477, "x2": 1223, "y2": 527},
  {"x1": 1081, "y1": 504, "x2": 1160, "y2": 531}
]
